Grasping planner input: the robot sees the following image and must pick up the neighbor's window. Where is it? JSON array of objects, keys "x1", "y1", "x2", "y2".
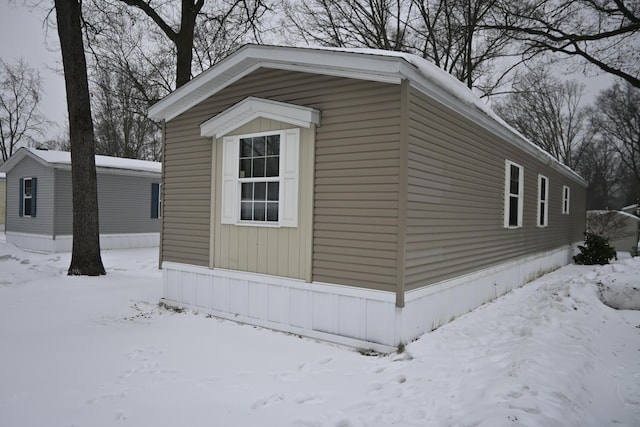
[
  {"x1": 221, "y1": 128, "x2": 299, "y2": 227},
  {"x1": 504, "y1": 161, "x2": 523, "y2": 228},
  {"x1": 239, "y1": 134, "x2": 280, "y2": 222},
  {"x1": 151, "y1": 182, "x2": 162, "y2": 219},
  {"x1": 538, "y1": 175, "x2": 549, "y2": 227},
  {"x1": 19, "y1": 177, "x2": 37, "y2": 217},
  {"x1": 562, "y1": 185, "x2": 570, "y2": 215}
]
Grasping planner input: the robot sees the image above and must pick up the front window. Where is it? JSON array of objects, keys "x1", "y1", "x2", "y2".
[
  {"x1": 239, "y1": 134, "x2": 280, "y2": 222},
  {"x1": 23, "y1": 178, "x2": 33, "y2": 217}
]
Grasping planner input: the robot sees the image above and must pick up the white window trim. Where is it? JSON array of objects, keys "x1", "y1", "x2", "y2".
[
  {"x1": 504, "y1": 160, "x2": 524, "y2": 228},
  {"x1": 537, "y1": 174, "x2": 549, "y2": 227},
  {"x1": 158, "y1": 183, "x2": 163, "y2": 219},
  {"x1": 562, "y1": 185, "x2": 570, "y2": 215},
  {"x1": 221, "y1": 128, "x2": 299, "y2": 228}
]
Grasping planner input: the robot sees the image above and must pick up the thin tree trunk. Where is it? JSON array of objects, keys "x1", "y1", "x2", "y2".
[{"x1": 55, "y1": 0, "x2": 106, "y2": 276}]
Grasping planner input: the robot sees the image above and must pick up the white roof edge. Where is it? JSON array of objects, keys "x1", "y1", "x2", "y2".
[
  {"x1": 149, "y1": 44, "x2": 585, "y2": 186},
  {"x1": 200, "y1": 97, "x2": 321, "y2": 138},
  {"x1": 148, "y1": 45, "x2": 404, "y2": 121}
]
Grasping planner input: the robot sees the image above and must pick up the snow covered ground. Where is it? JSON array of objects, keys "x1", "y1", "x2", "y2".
[{"x1": 1, "y1": 234, "x2": 639, "y2": 427}]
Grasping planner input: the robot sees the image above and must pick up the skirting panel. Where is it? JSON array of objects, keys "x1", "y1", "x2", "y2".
[
  {"x1": 162, "y1": 244, "x2": 578, "y2": 351},
  {"x1": 6, "y1": 232, "x2": 159, "y2": 253}
]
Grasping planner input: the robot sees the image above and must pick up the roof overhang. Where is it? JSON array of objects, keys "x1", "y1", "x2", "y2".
[
  {"x1": 200, "y1": 97, "x2": 321, "y2": 138},
  {"x1": 148, "y1": 45, "x2": 405, "y2": 122},
  {"x1": 148, "y1": 44, "x2": 587, "y2": 186}
]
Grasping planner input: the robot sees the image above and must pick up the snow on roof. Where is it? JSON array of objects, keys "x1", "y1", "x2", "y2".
[
  {"x1": 148, "y1": 44, "x2": 585, "y2": 185},
  {"x1": 26, "y1": 148, "x2": 161, "y2": 174},
  {"x1": 588, "y1": 210, "x2": 640, "y2": 221},
  {"x1": 0, "y1": 172, "x2": 5, "y2": 179}
]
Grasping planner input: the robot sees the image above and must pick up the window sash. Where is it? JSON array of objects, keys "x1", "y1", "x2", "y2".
[
  {"x1": 538, "y1": 175, "x2": 549, "y2": 227},
  {"x1": 504, "y1": 161, "x2": 523, "y2": 228}
]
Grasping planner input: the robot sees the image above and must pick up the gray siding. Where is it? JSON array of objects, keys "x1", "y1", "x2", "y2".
[
  {"x1": 0, "y1": 178, "x2": 6, "y2": 226},
  {"x1": 164, "y1": 68, "x2": 402, "y2": 290},
  {"x1": 404, "y1": 87, "x2": 587, "y2": 290},
  {"x1": 53, "y1": 169, "x2": 160, "y2": 236},
  {"x1": 5, "y1": 157, "x2": 54, "y2": 236}
]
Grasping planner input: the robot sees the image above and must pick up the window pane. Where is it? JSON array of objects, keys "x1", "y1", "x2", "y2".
[
  {"x1": 266, "y1": 135, "x2": 280, "y2": 155},
  {"x1": 267, "y1": 182, "x2": 279, "y2": 201},
  {"x1": 252, "y1": 137, "x2": 265, "y2": 156},
  {"x1": 24, "y1": 179, "x2": 32, "y2": 197},
  {"x1": 253, "y1": 158, "x2": 265, "y2": 178},
  {"x1": 239, "y1": 159, "x2": 251, "y2": 178},
  {"x1": 254, "y1": 182, "x2": 266, "y2": 200},
  {"x1": 24, "y1": 198, "x2": 32, "y2": 216},
  {"x1": 267, "y1": 202, "x2": 278, "y2": 221},
  {"x1": 241, "y1": 201, "x2": 252, "y2": 220},
  {"x1": 240, "y1": 139, "x2": 253, "y2": 157},
  {"x1": 266, "y1": 157, "x2": 279, "y2": 177},
  {"x1": 540, "y1": 178, "x2": 547, "y2": 200},
  {"x1": 539, "y1": 203, "x2": 545, "y2": 225},
  {"x1": 254, "y1": 202, "x2": 266, "y2": 221},
  {"x1": 509, "y1": 196, "x2": 518, "y2": 226},
  {"x1": 241, "y1": 183, "x2": 253, "y2": 201},
  {"x1": 510, "y1": 166, "x2": 519, "y2": 195}
]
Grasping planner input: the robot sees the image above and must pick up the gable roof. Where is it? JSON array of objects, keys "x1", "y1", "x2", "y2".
[
  {"x1": 0, "y1": 147, "x2": 161, "y2": 175},
  {"x1": 148, "y1": 44, "x2": 586, "y2": 185}
]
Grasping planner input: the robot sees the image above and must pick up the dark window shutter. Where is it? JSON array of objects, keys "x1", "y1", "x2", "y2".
[
  {"x1": 151, "y1": 183, "x2": 159, "y2": 218},
  {"x1": 19, "y1": 178, "x2": 24, "y2": 217},
  {"x1": 31, "y1": 177, "x2": 37, "y2": 217}
]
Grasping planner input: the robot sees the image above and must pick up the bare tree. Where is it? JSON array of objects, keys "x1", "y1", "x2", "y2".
[
  {"x1": 0, "y1": 58, "x2": 48, "y2": 162},
  {"x1": 591, "y1": 82, "x2": 640, "y2": 189},
  {"x1": 112, "y1": 0, "x2": 269, "y2": 88},
  {"x1": 587, "y1": 211, "x2": 636, "y2": 242},
  {"x1": 55, "y1": 0, "x2": 106, "y2": 276},
  {"x1": 283, "y1": 0, "x2": 411, "y2": 51},
  {"x1": 409, "y1": 0, "x2": 514, "y2": 90},
  {"x1": 93, "y1": 68, "x2": 161, "y2": 161},
  {"x1": 577, "y1": 136, "x2": 625, "y2": 209},
  {"x1": 489, "y1": 0, "x2": 640, "y2": 88},
  {"x1": 493, "y1": 67, "x2": 591, "y2": 169}
]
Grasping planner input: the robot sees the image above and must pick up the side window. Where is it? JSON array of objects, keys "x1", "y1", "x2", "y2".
[
  {"x1": 504, "y1": 161, "x2": 523, "y2": 228},
  {"x1": 19, "y1": 177, "x2": 37, "y2": 218},
  {"x1": 537, "y1": 175, "x2": 549, "y2": 227},
  {"x1": 221, "y1": 129, "x2": 299, "y2": 227},
  {"x1": 151, "y1": 182, "x2": 162, "y2": 219},
  {"x1": 562, "y1": 185, "x2": 570, "y2": 214}
]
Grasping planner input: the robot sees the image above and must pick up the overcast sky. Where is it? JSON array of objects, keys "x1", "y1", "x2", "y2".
[
  {"x1": 0, "y1": 2, "x2": 67, "y2": 134},
  {"x1": 1, "y1": 1, "x2": 615, "y2": 143}
]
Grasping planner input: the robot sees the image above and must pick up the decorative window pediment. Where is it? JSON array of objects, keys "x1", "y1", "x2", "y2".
[{"x1": 200, "y1": 97, "x2": 320, "y2": 139}]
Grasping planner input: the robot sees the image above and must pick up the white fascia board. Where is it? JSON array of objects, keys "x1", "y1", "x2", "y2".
[
  {"x1": 399, "y1": 63, "x2": 587, "y2": 186},
  {"x1": 201, "y1": 97, "x2": 321, "y2": 138},
  {"x1": 149, "y1": 45, "x2": 403, "y2": 122}
]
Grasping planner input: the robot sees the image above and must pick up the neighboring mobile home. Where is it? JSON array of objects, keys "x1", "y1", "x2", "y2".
[
  {"x1": 0, "y1": 147, "x2": 162, "y2": 253},
  {"x1": 148, "y1": 45, "x2": 587, "y2": 351}
]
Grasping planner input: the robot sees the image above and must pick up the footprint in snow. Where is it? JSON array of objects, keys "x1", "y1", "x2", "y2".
[{"x1": 252, "y1": 393, "x2": 284, "y2": 409}]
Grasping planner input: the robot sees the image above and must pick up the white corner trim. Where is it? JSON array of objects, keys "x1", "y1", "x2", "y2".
[{"x1": 200, "y1": 97, "x2": 321, "y2": 138}]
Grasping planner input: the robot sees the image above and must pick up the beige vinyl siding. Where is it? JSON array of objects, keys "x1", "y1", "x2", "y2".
[
  {"x1": 162, "y1": 68, "x2": 402, "y2": 291},
  {"x1": 404, "y1": 87, "x2": 587, "y2": 290},
  {"x1": 213, "y1": 118, "x2": 314, "y2": 281}
]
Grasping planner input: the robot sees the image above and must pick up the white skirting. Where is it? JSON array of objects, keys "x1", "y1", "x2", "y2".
[
  {"x1": 162, "y1": 244, "x2": 578, "y2": 352},
  {"x1": 6, "y1": 231, "x2": 160, "y2": 253}
]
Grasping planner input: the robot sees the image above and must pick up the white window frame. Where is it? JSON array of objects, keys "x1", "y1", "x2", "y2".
[
  {"x1": 537, "y1": 174, "x2": 549, "y2": 227},
  {"x1": 504, "y1": 160, "x2": 524, "y2": 228},
  {"x1": 221, "y1": 128, "x2": 299, "y2": 228},
  {"x1": 562, "y1": 185, "x2": 570, "y2": 215},
  {"x1": 23, "y1": 177, "x2": 33, "y2": 217},
  {"x1": 157, "y1": 183, "x2": 163, "y2": 218}
]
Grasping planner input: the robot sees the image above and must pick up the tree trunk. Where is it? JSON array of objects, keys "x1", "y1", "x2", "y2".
[{"x1": 55, "y1": 0, "x2": 106, "y2": 276}]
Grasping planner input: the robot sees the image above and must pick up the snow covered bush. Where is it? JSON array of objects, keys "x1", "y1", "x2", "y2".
[{"x1": 573, "y1": 232, "x2": 617, "y2": 265}]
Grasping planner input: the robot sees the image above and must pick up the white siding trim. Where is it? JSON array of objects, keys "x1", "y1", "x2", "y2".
[
  {"x1": 6, "y1": 231, "x2": 159, "y2": 253},
  {"x1": 201, "y1": 97, "x2": 320, "y2": 139}
]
